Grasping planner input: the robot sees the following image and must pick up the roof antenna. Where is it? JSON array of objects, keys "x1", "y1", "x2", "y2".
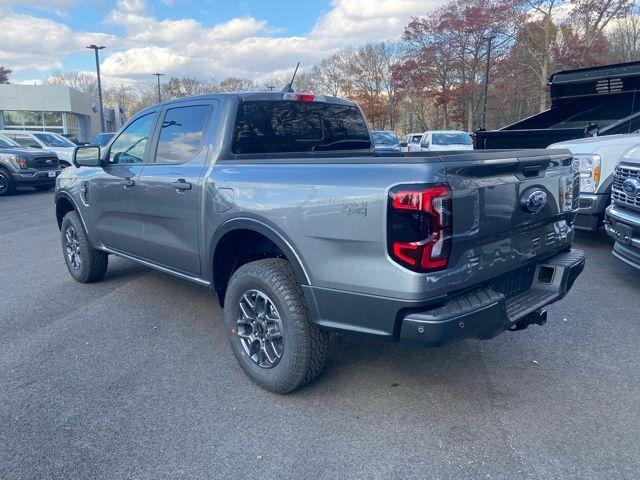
[{"x1": 282, "y1": 62, "x2": 300, "y2": 93}]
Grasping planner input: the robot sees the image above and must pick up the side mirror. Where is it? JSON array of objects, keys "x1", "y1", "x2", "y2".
[
  {"x1": 400, "y1": 141, "x2": 408, "y2": 148},
  {"x1": 422, "y1": 142, "x2": 430, "y2": 148},
  {"x1": 73, "y1": 145, "x2": 101, "y2": 167}
]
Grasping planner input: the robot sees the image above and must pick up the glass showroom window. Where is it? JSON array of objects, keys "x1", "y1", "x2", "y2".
[
  {"x1": 63, "y1": 113, "x2": 82, "y2": 139},
  {"x1": 2, "y1": 110, "x2": 67, "y2": 135}
]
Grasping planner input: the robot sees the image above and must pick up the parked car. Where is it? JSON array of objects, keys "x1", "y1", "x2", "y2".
[
  {"x1": 88, "y1": 133, "x2": 115, "y2": 147},
  {"x1": 548, "y1": 134, "x2": 640, "y2": 230},
  {"x1": 476, "y1": 61, "x2": 640, "y2": 149},
  {"x1": 370, "y1": 130, "x2": 401, "y2": 152},
  {"x1": 417, "y1": 131, "x2": 474, "y2": 151},
  {"x1": 55, "y1": 91, "x2": 584, "y2": 393},
  {"x1": 61, "y1": 133, "x2": 81, "y2": 145},
  {"x1": 0, "y1": 130, "x2": 75, "y2": 168},
  {"x1": 0, "y1": 133, "x2": 61, "y2": 196},
  {"x1": 403, "y1": 133, "x2": 424, "y2": 152},
  {"x1": 605, "y1": 145, "x2": 640, "y2": 270}
]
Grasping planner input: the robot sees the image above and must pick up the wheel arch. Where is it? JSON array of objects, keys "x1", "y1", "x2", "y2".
[
  {"x1": 209, "y1": 217, "x2": 310, "y2": 306},
  {"x1": 55, "y1": 192, "x2": 86, "y2": 231}
]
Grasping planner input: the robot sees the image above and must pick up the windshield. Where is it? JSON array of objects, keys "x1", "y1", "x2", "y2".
[
  {"x1": 371, "y1": 131, "x2": 399, "y2": 145},
  {"x1": 0, "y1": 134, "x2": 18, "y2": 148},
  {"x1": 232, "y1": 101, "x2": 371, "y2": 154},
  {"x1": 432, "y1": 132, "x2": 472, "y2": 146},
  {"x1": 34, "y1": 132, "x2": 76, "y2": 147}
]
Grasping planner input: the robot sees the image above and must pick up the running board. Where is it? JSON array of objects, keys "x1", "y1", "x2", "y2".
[{"x1": 101, "y1": 247, "x2": 210, "y2": 287}]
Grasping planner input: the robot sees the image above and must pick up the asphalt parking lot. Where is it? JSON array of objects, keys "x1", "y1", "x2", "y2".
[{"x1": 1, "y1": 190, "x2": 639, "y2": 480}]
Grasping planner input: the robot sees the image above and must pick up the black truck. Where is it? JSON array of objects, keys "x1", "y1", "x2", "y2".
[{"x1": 476, "y1": 61, "x2": 640, "y2": 150}]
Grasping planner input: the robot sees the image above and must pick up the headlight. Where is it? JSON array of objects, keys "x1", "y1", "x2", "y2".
[
  {"x1": 2, "y1": 154, "x2": 27, "y2": 169},
  {"x1": 574, "y1": 154, "x2": 601, "y2": 193}
]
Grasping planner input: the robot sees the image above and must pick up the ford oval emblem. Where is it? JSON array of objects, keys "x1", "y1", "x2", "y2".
[
  {"x1": 622, "y1": 178, "x2": 640, "y2": 197},
  {"x1": 521, "y1": 189, "x2": 548, "y2": 213}
]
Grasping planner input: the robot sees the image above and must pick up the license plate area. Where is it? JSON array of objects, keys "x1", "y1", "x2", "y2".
[
  {"x1": 488, "y1": 264, "x2": 536, "y2": 299},
  {"x1": 48, "y1": 171, "x2": 57, "y2": 178},
  {"x1": 613, "y1": 222, "x2": 634, "y2": 245}
]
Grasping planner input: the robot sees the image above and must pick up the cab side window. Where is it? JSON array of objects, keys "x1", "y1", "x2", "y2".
[
  {"x1": 155, "y1": 105, "x2": 210, "y2": 164},
  {"x1": 109, "y1": 113, "x2": 156, "y2": 164}
]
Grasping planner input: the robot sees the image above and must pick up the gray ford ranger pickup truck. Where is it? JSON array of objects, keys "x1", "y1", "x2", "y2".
[{"x1": 55, "y1": 92, "x2": 585, "y2": 393}]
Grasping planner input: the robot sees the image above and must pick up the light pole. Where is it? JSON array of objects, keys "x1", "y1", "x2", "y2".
[
  {"x1": 87, "y1": 44, "x2": 106, "y2": 132},
  {"x1": 152, "y1": 73, "x2": 164, "y2": 103},
  {"x1": 481, "y1": 34, "x2": 494, "y2": 130}
]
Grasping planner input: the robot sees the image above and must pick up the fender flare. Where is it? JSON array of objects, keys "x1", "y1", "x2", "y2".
[
  {"x1": 208, "y1": 217, "x2": 311, "y2": 287},
  {"x1": 54, "y1": 191, "x2": 88, "y2": 231}
]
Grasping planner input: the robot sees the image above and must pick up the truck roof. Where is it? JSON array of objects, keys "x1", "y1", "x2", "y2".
[{"x1": 145, "y1": 91, "x2": 358, "y2": 111}]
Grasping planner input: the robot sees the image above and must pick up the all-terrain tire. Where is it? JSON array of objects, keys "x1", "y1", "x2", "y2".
[
  {"x1": 61, "y1": 210, "x2": 108, "y2": 283},
  {"x1": 224, "y1": 258, "x2": 328, "y2": 393}
]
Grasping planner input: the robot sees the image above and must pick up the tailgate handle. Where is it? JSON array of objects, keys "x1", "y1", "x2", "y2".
[{"x1": 522, "y1": 164, "x2": 545, "y2": 178}]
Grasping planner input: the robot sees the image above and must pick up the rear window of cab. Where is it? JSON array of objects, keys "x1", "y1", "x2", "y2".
[{"x1": 232, "y1": 101, "x2": 371, "y2": 154}]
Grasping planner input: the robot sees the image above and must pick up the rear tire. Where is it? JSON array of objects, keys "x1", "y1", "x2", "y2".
[
  {"x1": 0, "y1": 168, "x2": 15, "y2": 196},
  {"x1": 61, "y1": 211, "x2": 108, "y2": 283},
  {"x1": 224, "y1": 258, "x2": 328, "y2": 393}
]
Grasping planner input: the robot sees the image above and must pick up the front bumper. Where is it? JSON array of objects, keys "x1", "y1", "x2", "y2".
[
  {"x1": 574, "y1": 192, "x2": 610, "y2": 231},
  {"x1": 605, "y1": 204, "x2": 640, "y2": 270},
  {"x1": 399, "y1": 249, "x2": 585, "y2": 346},
  {"x1": 12, "y1": 169, "x2": 61, "y2": 186}
]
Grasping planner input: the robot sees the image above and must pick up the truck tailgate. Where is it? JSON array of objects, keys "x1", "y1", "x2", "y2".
[{"x1": 443, "y1": 149, "x2": 579, "y2": 293}]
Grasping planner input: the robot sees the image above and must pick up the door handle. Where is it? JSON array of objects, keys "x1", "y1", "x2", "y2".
[
  {"x1": 172, "y1": 179, "x2": 192, "y2": 191},
  {"x1": 121, "y1": 178, "x2": 135, "y2": 188}
]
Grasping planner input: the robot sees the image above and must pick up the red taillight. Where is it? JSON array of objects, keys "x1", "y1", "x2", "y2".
[
  {"x1": 296, "y1": 94, "x2": 315, "y2": 102},
  {"x1": 387, "y1": 184, "x2": 452, "y2": 272}
]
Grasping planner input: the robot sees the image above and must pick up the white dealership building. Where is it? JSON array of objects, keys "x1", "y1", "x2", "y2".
[{"x1": 0, "y1": 84, "x2": 123, "y2": 143}]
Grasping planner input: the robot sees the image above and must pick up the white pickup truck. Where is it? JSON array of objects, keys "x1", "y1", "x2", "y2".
[{"x1": 549, "y1": 134, "x2": 640, "y2": 230}]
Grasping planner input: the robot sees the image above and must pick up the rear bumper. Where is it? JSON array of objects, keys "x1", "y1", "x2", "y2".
[
  {"x1": 399, "y1": 249, "x2": 585, "y2": 346},
  {"x1": 574, "y1": 193, "x2": 609, "y2": 231},
  {"x1": 605, "y1": 204, "x2": 640, "y2": 270},
  {"x1": 12, "y1": 169, "x2": 60, "y2": 186}
]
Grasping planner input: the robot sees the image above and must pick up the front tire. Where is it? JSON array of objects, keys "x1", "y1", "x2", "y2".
[
  {"x1": 0, "y1": 168, "x2": 15, "y2": 196},
  {"x1": 224, "y1": 259, "x2": 328, "y2": 393},
  {"x1": 61, "y1": 211, "x2": 108, "y2": 283}
]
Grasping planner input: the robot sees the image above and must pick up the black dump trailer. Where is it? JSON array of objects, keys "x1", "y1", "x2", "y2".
[{"x1": 476, "y1": 61, "x2": 640, "y2": 149}]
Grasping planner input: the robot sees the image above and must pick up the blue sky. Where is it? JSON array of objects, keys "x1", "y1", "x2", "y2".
[{"x1": 0, "y1": 0, "x2": 445, "y2": 85}]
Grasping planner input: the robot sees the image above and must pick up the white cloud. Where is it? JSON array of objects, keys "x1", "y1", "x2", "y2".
[
  {"x1": 3, "y1": 0, "x2": 448, "y2": 83},
  {"x1": 0, "y1": 13, "x2": 115, "y2": 72},
  {"x1": 99, "y1": 0, "x2": 447, "y2": 83},
  {"x1": 310, "y1": 0, "x2": 444, "y2": 44},
  {"x1": 102, "y1": 46, "x2": 190, "y2": 76}
]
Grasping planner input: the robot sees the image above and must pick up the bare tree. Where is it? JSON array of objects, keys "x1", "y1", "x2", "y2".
[
  {"x1": 217, "y1": 77, "x2": 256, "y2": 92},
  {"x1": 0, "y1": 66, "x2": 11, "y2": 84},
  {"x1": 311, "y1": 52, "x2": 351, "y2": 96},
  {"x1": 608, "y1": 7, "x2": 640, "y2": 61},
  {"x1": 48, "y1": 70, "x2": 99, "y2": 98}
]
